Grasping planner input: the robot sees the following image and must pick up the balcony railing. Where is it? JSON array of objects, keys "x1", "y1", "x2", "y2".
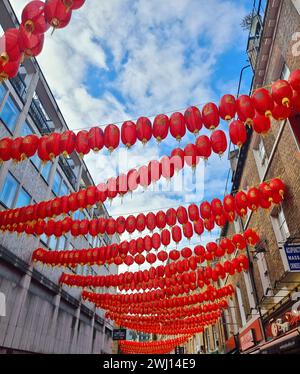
[
  {"x1": 58, "y1": 155, "x2": 77, "y2": 190},
  {"x1": 29, "y1": 98, "x2": 52, "y2": 134}
]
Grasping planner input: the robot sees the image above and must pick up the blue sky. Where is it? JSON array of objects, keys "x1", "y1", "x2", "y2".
[{"x1": 11, "y1": 0, "x2": 255, "y2": 251}]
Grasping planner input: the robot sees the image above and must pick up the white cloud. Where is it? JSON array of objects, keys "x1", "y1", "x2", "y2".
[{"x1": 9, "y1": 0, "x2": 248, "y2": 247}]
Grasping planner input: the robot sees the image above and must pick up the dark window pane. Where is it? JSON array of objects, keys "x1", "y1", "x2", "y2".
[
  {"x1": 0, "y1": 173, "x2": 18, "y2": 208},
  {"x1": 0, "y1": 96, "x2": 20, "y2": 132},
  {"x1": 52, "y1": 171, "x2": 62, "y2": 196},
  {"x1": 41, "y1": 162, "x2": 52, "y2": 182},
  {"x1": 0, "y1": 84, "x2": 6, "y2": 103},
  {"x1": 15, "y1": 188, "x2": 31, "y2": 208}
]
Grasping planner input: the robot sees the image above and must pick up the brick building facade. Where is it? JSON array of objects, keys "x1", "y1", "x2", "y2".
[{"x1": 219, "y1": 0, "x2": 300, "y2": 354}]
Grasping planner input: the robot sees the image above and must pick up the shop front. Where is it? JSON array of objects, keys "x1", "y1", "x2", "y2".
[
  {"x1": 259, "y1": 300, "x2": 300, "y2": 354},
  {"x1": 238, "y1": 316, "x2": 264, "y2": 354}
]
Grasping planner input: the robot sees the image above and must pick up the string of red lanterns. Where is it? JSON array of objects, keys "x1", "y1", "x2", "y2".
[
  {"x1": 32, "y1": 227, "x2": 258, "y2": 268},
  {"x1": 1, "y1": 71, "x2": 299, "y2": 164},
  {"x1": 0, "y1": 0, "x2": 86, "y2": 82},
  {"x1": 0, "y1": 178, "x2": 285, "y2": 238},
  {"x1": 82, "y1": 284, "x2": 234, "y2": 306},
  {"x1": 119, "y1": 336, "x2": 191, "y2": 355},
  {"x1": 0, "y1": 132, "x2": 225, "y2": 229}
]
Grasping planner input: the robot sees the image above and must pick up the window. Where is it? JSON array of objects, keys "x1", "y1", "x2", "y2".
[
  {"x1": 271, "y1": 206, "x2": 290, "y2": 243},
  {"x1": 40, "y1": 233, "x2": 48, "y2": 245},
  {"x1": 0, "y1": 96, "x2": 20, "y2": 132},
  {"x1": 58, "y1": 236, "x2": 67, "y2": 250},
  {"x1": 256, "y1": 252, "x2": 272, "y2": 296},
  {"x1": 52, "y1": 171, "x2": 63, "y2": 196},
  {"x1": 59, "y1": 181, "x2": 69, "y2": 197},
  {"x1": 253, "y1": 137, "x2": 268, "y2": 179},
  {"x1": 48, "y1": 236, "x2": 58, "y2": 251},
  {"x1": 0, "y1": 84, "x2": 6, "y2": 104},
  {"x1": 289, "y1": 116, "x2": 300, "y2": 149},
  {"x1": 0, "y1": 173, "x2": 19, "y2": 208},
  {"x1": 236, "y1": 286, "x2": 247, "y2": 325},
  {"x1": 21, "y1": 122, "x2": 34, "y2": 136},
  {"x1": 15, "y1": 188, "x2": 31, "y2": 208},
  {"x1": 41, "y1": 161, "x2": 52, "y2": 183}
]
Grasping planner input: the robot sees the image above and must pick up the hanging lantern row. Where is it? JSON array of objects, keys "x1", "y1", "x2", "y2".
[
  {"x1": 107, "y1": 305, "x2": 227, "y2": 329},
  {"x1": 114, "y1": 314, "x2": 220, "y2": 336},
  {"x1": 104, "y1": 299, "x2": 229, "y2": 319},
  {"x1": 0, "y1": 0, "x2": 85, "y2": 82},
  {"x1": 1, "y1": 70, "x2": 300, "y2": 162},
  {"x1": 82, "y1": 284, "x2": 234, "y2": 307},
  {"x1": 119, "y1": 336, "x2": 191, "y2": 355},
  {"x1": 60, "y1": 253, "x2": 249, "y2": 294},
  {"x1": 0, "y1": 132, "x2": 226, "y2": 229},
  {"x1": 0, "y1": 177, "x2": 285, "y2": 238},
  {"x1": 31, "y1": 224, "x2": 257, "y2": 268}
]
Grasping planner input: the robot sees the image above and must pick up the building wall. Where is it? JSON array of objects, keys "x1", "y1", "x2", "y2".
[
  {"x1": 0, "y1": 0, "x2": 116, "y2": 353},
  {"x1": 220, "y1": 0, "x2": 300, "y2": 348}
]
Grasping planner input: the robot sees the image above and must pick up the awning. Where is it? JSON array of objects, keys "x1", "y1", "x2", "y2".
[{"x1": 259, "y1": 328, "x2": 300, "y2": 354}]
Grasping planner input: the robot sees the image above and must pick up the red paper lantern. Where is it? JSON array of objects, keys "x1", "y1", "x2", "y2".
[
  {"x1": 169, "y1": 250, "x2": 180, "y2": 261},
  {"x1": 75, "y1": 130, "x2": 90, "y2": 157},
  {"x1": 247, "y1": 187, "x2": 260, "y2": 211},
  {"x1": 135, "y1": 254, "x2": 145, "y2": 266},
  {"x1": 181, "y1": 247, "x2": 192, "y2": 259},
  {"x1": 235, "y1": 191, "x2": 248, "y2": 216},
  {"x1": 172, "y1": 225, "x2": 182, "y2": 244},
  {"x1": 0, "y1": 138, "x2": 13, "y2": 162},
  {"x1": 210, "y1": 130, "x2": 227, "y2": 156},
  {"x1": 223, "y1": 194, "x2": 235, "y2": 219},
  {"x1": 252, "y1": 114, "x2": 271, "y2": 135},
  {"x1": 166, "y1": 208, "x2": 177, "y2": 227},
  {"x1": 161, "y1": 229, "x2": 171, "y2": 247},
  {"x1": 232, "y1": 234, "x2": 247, "y2": 250},
  {"x1": 18, "y1": 25, "x2": 44, "y2": 57},
  {"x1": 104, "y1": 124, "x2": 120, "y2": 152},
  {"x1": 204, "y1": 216, "x2": 215, "y2": 232},
  {"x1": 156, "y1": 211, "x2": 167, "y2": 230},
  {"x1": 211, "y1": 198, "x2": 223, "y2": 220},
  {"x1": 146, "y1": 253, "x2": 157, "y2": 265},
  {"x1": 161, "y1": 156, "x2": 174, "y2": 179},
  {"x1": 126, "y1": 215, "x2": 136, "y2": 234},
  {"x1": 184, "y1": 106, "x2": 202, "y2": 135},
  {"x1": 188, "y1": 204, "x2": 199, "y2": 222},
  {"x1": 0, "y1": 29, "x2": 22, "y2": 64},
  {"x1": 170, "y1": 148, "x2": 185, "y2": 171},
  {"x1": 136, "y1": 117, "x2": 152, "y2": 144},
  {"x1": 107, "y1": 177, "x2": 118, "y2": 200},
  {"x1": 127, "y1": 169, "x2": 139, "y2": 193},
  {"x1": 177, "y1": 206, "x2": 188, "y2": 225},
  {"x1": 88, "y1": 127, "x2": 104, "y2": 152},
  {"x1": 148, "y1": 160, "x2": 162, "y2": 184},
  {"x1": 152, "y1": 232, "x2": 161, "y2": 250},
  {"x1": 21, "y1": 1, "x2": 50, "y2": 34},
  {"x1": 0, "y1": 57, "x2": 21, "y2": 81},
  {"x1": 271, "y1": 80, "x2": 293, "y2": 107},
  {"x1": 139, "y1": 165, "x2": 151, "y2": 189},
  {"x1": 136, "y1": 213, "x2": 146, "y2": 232},
  {"x1": 229, "y1": 120, "x2": 247, "y2": 147},
  {"x1": 183, "y1": 222, "x2": 193, "y2": 240},
  {"x1": 157, "y1": 251, "x2": 168, "y2": 262},
  {"x1": 269, "y1": 178, "x2": 285, "y2": 198},
  {"x1": 184, "y1": 144, "x2": 199, "y2": 169},
  {"x1": 11, "y1": 137, "x2": 23, "y2": 162},
  {"x1": 153, "y1": 114, "x2": 169, "y2": 142},
  {"x1": 146, "y1": 212, "x2": 156, "y2": 232},
  {"x1": 46, "y1": 132, "x2": 61, "y2": 160},
  {"x1": 252, "y1": 88, "x2": 274, "y2": 117},
  {"x1": 170, "y1": 112, "x2": 186, "y2": 142},
  {"x1": 289, "y1": 70, "x2": 300, "y2": 92},
  {"x1": 45, "y1": 0, "x2": 72, "y2": 29},
  {"x1": 60, "y1": 130, "x2": 76, "y2": 156},
  {"x1": 195, "y1": 135, "x2": 212, "y2": 160},
  {"x1": 272, "y1": 103, "x2": 291, "y2": 121},
  {"x1": 219, "y1": 94, "x2": 237, "y2": 121},
  {"x1": 236, "y1": 95, "x2": 255, "y2": 126},
  {"x1": 200, "y1": 201, "x2": 211, "y2": 221},
  {"x1": 194, "y1": 219, "x2": 204, "y2": 236},
  {"x1": 202, "y1": 103, "x2": 220, "y2": 130},
  {"x1": 121, "y1": 121, "x2": 137, "y2": 148}
]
